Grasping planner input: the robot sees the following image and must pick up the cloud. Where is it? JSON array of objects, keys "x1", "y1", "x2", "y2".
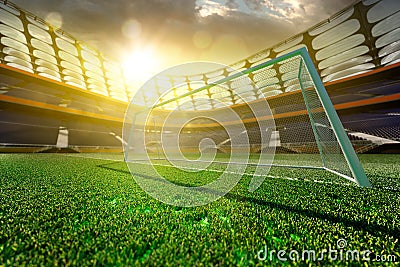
[
  {"x1": 225, "y1": 0, "x2": 240, "y2": 10},
  {"x1": 197, "y1": 0, "x2": 232, "y2": 17}
]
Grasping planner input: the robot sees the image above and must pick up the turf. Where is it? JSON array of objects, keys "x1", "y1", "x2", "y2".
[{"x1": 0, "y1": 153, "x2": 399, "y2": 266}]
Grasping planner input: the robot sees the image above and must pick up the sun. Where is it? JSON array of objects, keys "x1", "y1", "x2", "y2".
[{"x1": 122, "y1": 47, "x2": 158, "y2": 86}]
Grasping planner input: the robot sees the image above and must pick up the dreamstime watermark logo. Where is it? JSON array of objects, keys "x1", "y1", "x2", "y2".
[
  {"x1": 123, "y1": 62, "x2": 275, "y2": 207},
  {"x1": 257, "y1": 238, "x2": 397, "y2": 263}
]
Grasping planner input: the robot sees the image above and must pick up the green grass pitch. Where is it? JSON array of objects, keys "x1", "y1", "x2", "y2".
[{"x1": 0, "y1": 153, "x2": 399, "y2": 266}]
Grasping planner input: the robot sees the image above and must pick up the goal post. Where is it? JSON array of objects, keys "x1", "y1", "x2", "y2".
[
  {"x1": 297, "y1": 48, "x2": 370, "y2": 187},
  {"x1": 123, "y1": 47, "x2": 371, "y2": 192}
]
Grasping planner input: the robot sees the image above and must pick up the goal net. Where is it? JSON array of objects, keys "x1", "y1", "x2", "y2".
[{"x1": 123, "y1": 48, "x2": 371, "y2": 201}]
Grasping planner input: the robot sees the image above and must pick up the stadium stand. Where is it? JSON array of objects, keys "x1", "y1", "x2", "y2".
[{"x1": 0, "y1": 0, "x2": 399, "y2": 153}]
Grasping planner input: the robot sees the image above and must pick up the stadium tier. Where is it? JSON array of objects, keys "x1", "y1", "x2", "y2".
[
  {"x1": 1, "y1": 1, "x2": 400, "y2": 265},
  {"x1": 0, "y1": 0, "x2": 399, "y2": 153}
]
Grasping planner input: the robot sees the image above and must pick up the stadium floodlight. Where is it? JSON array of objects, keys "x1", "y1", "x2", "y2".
[{"x1": 123, "y1": 48, "x2": 371, "y2": 207}]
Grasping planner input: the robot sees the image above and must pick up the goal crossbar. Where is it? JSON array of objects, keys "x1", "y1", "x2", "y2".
[{"x1": 124, "y1": 48, "x2": 371, "y2": 188}]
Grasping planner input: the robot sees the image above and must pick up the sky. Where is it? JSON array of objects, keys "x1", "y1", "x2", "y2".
[{"x1": 12, "y1": 0, "x2": 356, "y2": 81}]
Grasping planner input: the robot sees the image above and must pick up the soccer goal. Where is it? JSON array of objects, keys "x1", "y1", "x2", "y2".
[{"x1": 123, "y1": 47, "x2": 371, "y2": 194}]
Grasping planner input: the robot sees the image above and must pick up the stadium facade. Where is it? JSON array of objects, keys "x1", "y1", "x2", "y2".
[{"x1": 0, "y1": 0, "x2": 399, "y2": 153}]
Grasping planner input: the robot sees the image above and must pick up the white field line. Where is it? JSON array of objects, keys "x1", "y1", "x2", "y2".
[
  {"x1": 63, "y1": 154, "x2": 124, "y2": 162},
  {"x1": 61, "y1": 154, "x2": 353, "y2": 187}
]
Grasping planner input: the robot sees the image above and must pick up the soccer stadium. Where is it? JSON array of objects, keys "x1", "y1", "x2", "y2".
[{"x1": 1, "y1": 0, "x2": 399, "y2": 265}]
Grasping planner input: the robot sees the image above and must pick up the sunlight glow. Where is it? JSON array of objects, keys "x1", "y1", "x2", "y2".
[{"x1": 122, "y1": 48, "x2": 159, "y2": 87}]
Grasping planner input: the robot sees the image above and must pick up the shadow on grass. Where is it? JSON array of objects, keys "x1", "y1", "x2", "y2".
[{"x1": 98, "y1": 162, "x2": 397, "y2": 237}]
